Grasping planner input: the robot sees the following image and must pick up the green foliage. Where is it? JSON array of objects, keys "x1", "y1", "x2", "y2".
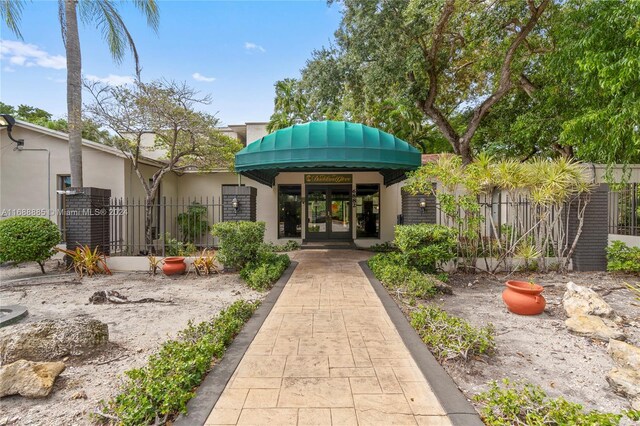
[
  {"x1": 57, "y1": 245, "x2": 111, "y2": 278},
  {"x1": 267, "y1": 240, "x2": 301, "y2": 252},
  {"x1": 211, "y1": 222, "x2": 266, "y2": 270},
  {"x1": 0, "y1": 217, "x2": 60, "y2": 273},
  {"x1": 96, "y1": 300, "x2": 258, "y2": 425},
  {"x1": 394, "y1": 224, "x2": 458, "y2": 273},
  {"x1": 366, "y1": 241, "x2": 398, "y2": 253},
  {"x1": 176, "y1": 203, "x2": 209, "y2": 243},
  {"x1": 368, "y1": 253, "x2": 438, "y2": 300},
  {"x1": 240, "y1": 249, "x2": 291, "y2": 291},
  {"x1": 474, "y1": 379, "x2": 637, "y2": 426},
  {"x1": 410, "y1": 305, "x2": 495, "y2": 362},
  {"x1": 163, "y1": 234, "x2": 196, "y2": 257},
  {"x1": 606, "y1": 240, "x2": 640, "y2": 274}
]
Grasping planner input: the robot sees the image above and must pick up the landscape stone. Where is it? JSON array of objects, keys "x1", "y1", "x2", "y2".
[
  {"x1": 608, "y1": 339, "x2": 640, "y2": 371},
  {"x1": 0, "y1": 317, "x2": 109, "y2": 364},
  {"x1": 562, "y1": 282, "x2": 616, "y2": 319},
  {"x1": 0, "y1": 360, "x2": 65, "y2": 398},
  {"x1": 606, "y1": 367, "x2": 640, "y2": 401},
  {"x1": 564, "y1": 315, "x2": 625, "y2": 341}
]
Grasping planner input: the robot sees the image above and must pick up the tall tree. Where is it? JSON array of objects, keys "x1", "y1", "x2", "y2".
[
  {"x1": 1, "y1": 0, "x2": 159, "y2": 187},
  {"x1": 85, "y1": 79, "x2": 242, "y2": 250}
]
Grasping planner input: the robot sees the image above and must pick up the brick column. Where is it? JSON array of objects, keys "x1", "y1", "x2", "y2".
[
  {"x1": 222, "y1": 186, "x2": 257, "y2": 222},
  {"x1": 401, "y1": 188, "x2": 436, "y2": 225},
  {"x1": 64, "y1": 187, "x2": 111, "y2": 255},
  {"x1": 567, "y1": 183, "x2": 609, "y2": 271}
]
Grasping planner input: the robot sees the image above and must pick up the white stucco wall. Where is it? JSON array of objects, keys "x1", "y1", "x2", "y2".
[
  {"x1": 246, "y1": 123, "x2": 269, "y2": 145},
  {"x1": 0, "y1": 125, "x2": 126, "y2": 222}
]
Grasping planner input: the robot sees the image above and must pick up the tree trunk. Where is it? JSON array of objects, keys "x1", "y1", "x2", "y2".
[
  {"x1": 65, "y1": 0, "x2": 83, "y2": 188},
  {"x1": 144, "y1": 197, "x2": 154, "y2": 254}
]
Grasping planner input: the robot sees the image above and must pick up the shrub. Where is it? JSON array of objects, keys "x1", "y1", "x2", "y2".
[
  {"x1": 368, "y1": 253, "x2": 439, "y2": 299},
  {"x1": 474, "y1": 379, "x2": 639, "y2": 426},
  {"x1": 163, "y1": 233, "x2": 196, "y2": 257},
  {"x1": 268, "y1": 240, "x2": 300, "y2": 252},
  {"x1": 211, "y1": 221, "x2": 266, "y2": 269},
  {"x1": 96, "y1": 300, "x2": 259, "y2": 425},
  {"x1": 410, "y1": 305, "x2": 495, "y2": 362},
  {"x1": 176, "y1": 203, "x2": 209, "y2": 243},
  {"x1": 0, "y1": 216, "x2": 61, "y2": 273},
  {"x1": 57, "y1": 245, "x2": 111, "y2": 278},
  {"x1": 240, "y1": 249, "x2": 290, "y2": 291},
  {"x1": 606, "y1": 240, "x2": 640, "y2": 273},
  {"x1": 394, "y1": 224, "x2": 457, "y2": 273}
]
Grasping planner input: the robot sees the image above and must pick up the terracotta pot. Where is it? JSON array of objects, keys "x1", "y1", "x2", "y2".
[
  {"x1": 162, "y1": 257, "x2": 186, "y2": 276},
  {"x1": 502, "y1": 280, "x2": 546, "y2": 315}
]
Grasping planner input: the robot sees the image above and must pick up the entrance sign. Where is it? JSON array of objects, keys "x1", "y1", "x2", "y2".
[{"x1": 305, "y1": 174, "x2": 352, "y2": 184}]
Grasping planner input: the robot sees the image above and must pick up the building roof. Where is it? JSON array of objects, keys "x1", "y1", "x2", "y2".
[{"x1": 235, "y1": 121, "x2": 422, "y2": 186}]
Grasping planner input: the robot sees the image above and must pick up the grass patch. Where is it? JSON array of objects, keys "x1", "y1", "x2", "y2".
[
  {"x1": 410, "y1": 305, "x2": 495, "y2": 362},
  {"x1": 474, "y1": 379, "x2": 640, "y2": 426},
  {"x1": 95, "y1": 300, "x2": 260, "y2": 425}
]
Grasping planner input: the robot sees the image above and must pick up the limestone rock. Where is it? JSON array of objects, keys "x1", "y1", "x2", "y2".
[
  {"x1": 562, "y1": 281, "x2": 616, "y2": 319},
  {"x1": 565, "y1": 315, "x2": 625, "y2": 341},
  {"x1": 606, "y1": 367, "x2": 640, "y2": 400},
  {"x1": 632, "y1": 397, "x2": 640, "y2": 411},
  {"x1": 0, "y1": 317, "x2": 108, "y2": 364},
  {"x1": 0, "y1": 360, "x2": 65, "y2": 398},
  {"x1": 608, "y1": 339, "x2": 640, "y2": 371}
]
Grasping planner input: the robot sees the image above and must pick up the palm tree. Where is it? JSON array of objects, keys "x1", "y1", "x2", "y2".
[{"x1": 1, "y1": 0, "x2": 159, "y2": 187}]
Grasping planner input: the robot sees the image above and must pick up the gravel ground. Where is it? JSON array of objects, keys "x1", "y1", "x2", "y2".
[
  {"x1": 0, "y1": 259, "x2": 263, "y2": 426},
  {"x1": 428, "y1": 270, "x2": 640, "y2": 419}
]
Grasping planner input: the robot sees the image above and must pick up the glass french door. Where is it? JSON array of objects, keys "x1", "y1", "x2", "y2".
[{"x1": 306, "y1": 186, "x2": 352, "y2": 240}]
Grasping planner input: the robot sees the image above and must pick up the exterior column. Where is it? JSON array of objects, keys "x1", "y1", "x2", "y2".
[
  {"x1": 222, "y1": 186, "x2": 257, "y2": 222},
  {"x1": 64, "y1": 187, "x2": 111, "y2": 255},
  {"x1": 401, "y1": 188, "x2": 436, "y2": 225},
  {"x1": 567, "y1": 183, "x2": 609, "y2": 271}
]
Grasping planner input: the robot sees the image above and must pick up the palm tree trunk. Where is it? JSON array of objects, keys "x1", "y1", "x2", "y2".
[{"x1": 65, "y1": 0, "x2": 83, "y2": 187}]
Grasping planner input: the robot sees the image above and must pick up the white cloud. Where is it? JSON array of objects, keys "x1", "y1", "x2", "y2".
[
  {"x1": 192, "y1": 72, "x2": 216, "y2": 82},
  {"x1": 244, "y1": 42, "x2": 266, "y2": 53},
  {"x1": 3, "y1": 66, "x2": 15, "y2": 72},
  {"x1": 0, "y1": 39, "x2": 66, "y2": 70},
  {"x1": 85, "y1": 74, "x2": 135, "y2": 86},
  {"x1": 47, "y1": 76, "x2": 65, "y2": 83}
]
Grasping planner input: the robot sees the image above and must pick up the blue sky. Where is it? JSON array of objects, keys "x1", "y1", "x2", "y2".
[{"x1": 0, "y1": 1, "x2": 342, "y2": 126}]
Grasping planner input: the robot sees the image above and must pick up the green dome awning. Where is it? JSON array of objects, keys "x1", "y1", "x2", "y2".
[{"x1": 235, "y1": 121, "x2": 421, "y2": 186}]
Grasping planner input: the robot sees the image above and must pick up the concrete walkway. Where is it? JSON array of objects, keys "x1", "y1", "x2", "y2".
[{"x1": 206, "y1": 250, "x2": 452, "y2": 426}]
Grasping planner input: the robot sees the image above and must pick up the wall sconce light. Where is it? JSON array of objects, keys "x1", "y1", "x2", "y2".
[
  {"x1": 419, "y1": 198, "x2": 427, "y2": 213},
  {"x1": 232, "y1": 197, "x2": 239, "y2": 212},
  {"x1": 0, "y1": 114, "x2": 25, "y2": 150}
]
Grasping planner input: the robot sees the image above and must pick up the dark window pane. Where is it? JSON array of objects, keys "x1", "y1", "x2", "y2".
[
  {"x1": 356, "y1": 184, "x2": 380, "y2": 238},
  {"x1": 279, "y1": 185, "x2": 302, "y2": 238}
]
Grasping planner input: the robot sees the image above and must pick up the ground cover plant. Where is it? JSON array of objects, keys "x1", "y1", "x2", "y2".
[
  {"x1": 0, "y1": 216, "x2": 60, "y2": 274},
  {"x1": 410, "y1": 305, "x2": 495, "y2": 362},
  {"x1": 474, "y1": 379, "x2": 640, "y2": 426},
  {"x1": 96, "y1": 299, "x2": 259, "y2": 425},
  {"x1": 240, "y1": 249, "x2": 290, "y2": 291},
  {"x1": 368, "y1": 253, "x2": 439, "y2": 300}
]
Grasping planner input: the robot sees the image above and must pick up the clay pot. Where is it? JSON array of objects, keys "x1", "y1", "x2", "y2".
[
  {"x1": 502, "y1": 280, "x2": 546, "y2": 315},
  {"x1": 162, "y1": 257, "x2": 186, "y2": 276}
]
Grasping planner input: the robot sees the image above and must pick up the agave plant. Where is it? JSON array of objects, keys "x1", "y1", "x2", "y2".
[{"x1": 57, "y1": 245, "x2": 111, "y2": 278}]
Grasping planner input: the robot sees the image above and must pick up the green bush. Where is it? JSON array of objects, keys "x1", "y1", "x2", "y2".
[
  {"x1": 163, "y1": 233, "x2": 196, "y2": 256},
  {"x1": 268, "y1": 240, "x2": 300, "y2": 252},
  {"x1": 368, "y1": 253, "x2": 439, "y2": 299},
  {"x1": 96, "y1": 300, "x2": 259, "y2": 425},
  {"x1": 410, "y1": 305, "x2": 495, "y2": 362},
  {"x1": 474, "y1": 379, "x2": 639, "y2": 426},
  {"x1": 211, "y1": 221, "x2": 266, "y2": 269},
  {"x1": 0, "y1": 216, "x2": 60, "y2": 273},
  {"x1": 606, "y1": 240, "x2": 640, "y2": 273},
  {"x1": 240, "y1": 249, "x2": 290, "y2": 291},
  {"x1": 394, "y1": 224, "x2": 457, "y2": 273},
  {"x1": 176, "y1": 203, "x2": 209, "y2": 243}
]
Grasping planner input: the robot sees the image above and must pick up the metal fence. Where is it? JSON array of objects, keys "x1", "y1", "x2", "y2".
[
  {"x1": 608, "y1": 183, "x2": 639, "y2": 236},
  {"x1": 109, "y1": 196, "x2": 223, "y2": 256}
]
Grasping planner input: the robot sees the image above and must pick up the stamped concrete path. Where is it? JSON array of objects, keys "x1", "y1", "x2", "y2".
[{"x1": 206, "y1": 250, "x2": 452, "y2": 426}]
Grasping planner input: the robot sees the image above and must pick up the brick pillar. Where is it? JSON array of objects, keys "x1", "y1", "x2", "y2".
[
  {"x1": 567, "y1": 183, "x2": 609, "y2": 271},
  {"x1": 222, "y1": 186, "x2": 257, "y2": 222},
  {"x1": 64, "y1": 187, "x2": 111, "y2": 255},
  {"x1": 401, "y1": 188, "x2": 436, "y2": 225}
]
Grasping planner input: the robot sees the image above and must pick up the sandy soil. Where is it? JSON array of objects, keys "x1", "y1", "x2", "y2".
[
  {"x1": 0, "y1": 260, "x2": 263, "y2": 426},
  {"x1": 424, "y1": 270, "x2": 640, "y2": 418}
]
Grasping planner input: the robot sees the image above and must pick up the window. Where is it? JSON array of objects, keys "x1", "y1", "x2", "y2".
[
  {"x1": 356, "y1": 184, "x2": 380, "y2": 238},
  {"x1": 278, "y1": 185, "x2": 302, "y2": 238}
]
